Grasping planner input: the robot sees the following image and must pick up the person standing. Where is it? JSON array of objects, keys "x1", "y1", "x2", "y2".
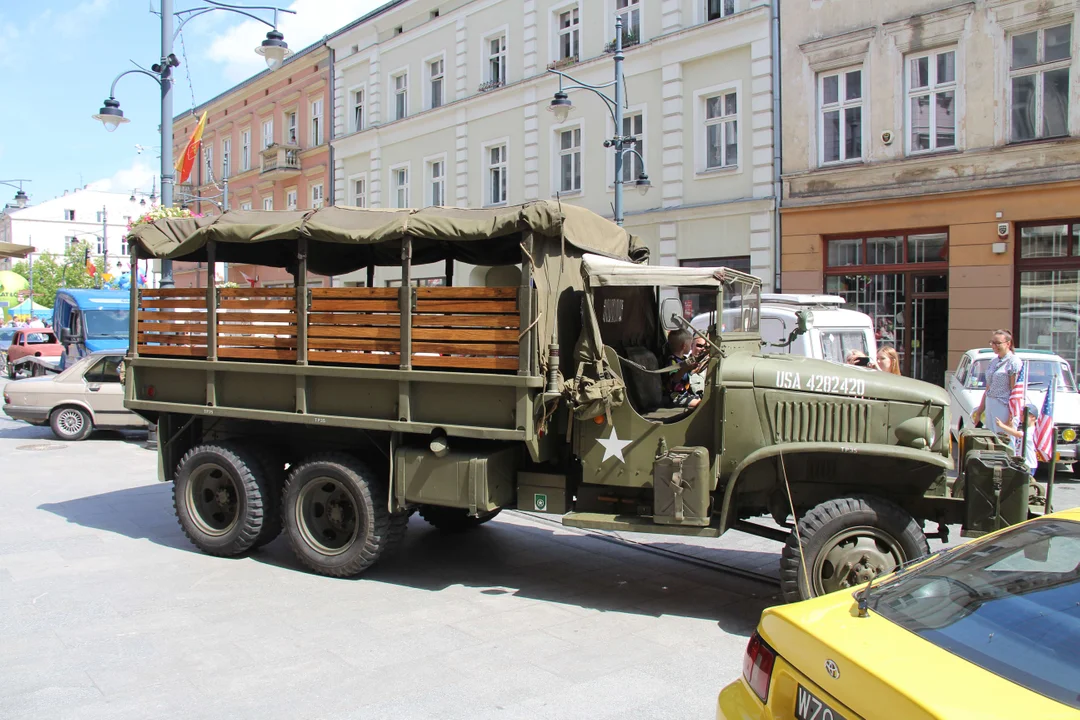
[
  {"x1": 972, "y1": 329, "x2": 1023, "y2": 435},
  {"x1": 875, "y1": 345, "x2": 901, "y2": 375}
]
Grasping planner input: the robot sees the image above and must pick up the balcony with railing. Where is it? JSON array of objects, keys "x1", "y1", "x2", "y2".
[{"x1": 260, "y1": 143, "x2": 301, "y2": 177}]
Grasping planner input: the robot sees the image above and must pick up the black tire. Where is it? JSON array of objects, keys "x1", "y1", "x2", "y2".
[
  {"x1": 282, "y1": 452, "x2": 391, "y2": 577},
  {"x1": 243, "y1": 444, "x2": 287, "y2": 549},
  {"x1": 7, "y1": 362, "x2": 15, "y2": 380},
  {"x1": 779, "y1": 495, "x2": 929, "y2": 603},
  {"x1": 382, "y1": 510, "x2": 411, "y2": 556},
  {"x1": 418, "y1": 505, "x2": 501, "y2": 532},
  {"x1": 173, "y1": 442, "x2": 272, "y2": 557},
  {"x1": 50, "y1": 406, "x2": 93, "y2": 441}
]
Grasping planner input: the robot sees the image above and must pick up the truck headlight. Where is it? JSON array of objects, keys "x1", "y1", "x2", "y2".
[
  {"x1": 1063, "y1": 428, "x2": 1077, "y2": 443},
  {"x1": 895, "y1": 416, "x2": 936, "y2": 450}
]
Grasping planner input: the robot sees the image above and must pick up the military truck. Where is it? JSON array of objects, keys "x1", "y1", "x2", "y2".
[{"x1": 124, "y1": 202, "x2": 1007, "y2": 602}]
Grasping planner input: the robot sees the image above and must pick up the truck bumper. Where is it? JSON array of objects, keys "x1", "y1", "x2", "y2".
[
  {"x1": 3, "y1": 404, "x2": 50, "y2": 424},
  {"x1": 1056, "y1": 444, "x2": 1077, "y2": 462}
]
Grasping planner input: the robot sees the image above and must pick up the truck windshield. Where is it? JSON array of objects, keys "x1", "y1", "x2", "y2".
[
  {"x1": 722, "y1": 279, "x2": 760, "y2": 333},
  {"x1": 820, "y1": 330, "x2": 868, "y2": 364},
  {"x1": 869, "y1": 518, "x2": 1080, "y2": 709},
  {"x1": 84, "y1": 309, "x2": 130, "y2": 338}
]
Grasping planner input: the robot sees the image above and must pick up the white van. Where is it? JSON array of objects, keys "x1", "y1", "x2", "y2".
[{"x1": 691, "y1": 293, "x2": 877, "y2": 364}]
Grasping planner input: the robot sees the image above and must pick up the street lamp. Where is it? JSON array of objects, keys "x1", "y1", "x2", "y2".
[
  {"x1": 91, "y1": 0, "x2": 296, "y2": 287},
  {"x1": 0, "y1": 180, "x2": 31, "y2": 210},
  {"x1": 546, "y1": 16, "x2": 650, "y2": 226}
]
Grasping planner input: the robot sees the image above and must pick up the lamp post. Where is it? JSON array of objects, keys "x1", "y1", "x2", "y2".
[
  {"x1": 0, "y1": 179, "x2": 31, "y2": 211},
  {"x1": 92, "y1": 0, "x2": 296, "y2": 287},
  {"x1": 546, "y1": 17, "x2": 651, "y2": 226}
]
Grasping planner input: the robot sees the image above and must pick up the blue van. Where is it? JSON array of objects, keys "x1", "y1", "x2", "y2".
[{"x1": 54, "y1": 288, "x2": 130, "y2": 369}]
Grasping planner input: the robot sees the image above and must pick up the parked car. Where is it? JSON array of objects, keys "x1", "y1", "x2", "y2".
[
  {"x1": 717, "y1": 506, "x2": 1080, "y2": 720},
  {"x1": 692, "y1": 294, "x2": 877, "y2": 363},
  {"x1": 2, "y1": 327, "x2": 62, "y2": 379},
  {"x1": 2, "y1": 350, "x2": 147, "y2": 440},
  {"x1": 947, "y1": 348, "x2": 1080, "y2": 466}
]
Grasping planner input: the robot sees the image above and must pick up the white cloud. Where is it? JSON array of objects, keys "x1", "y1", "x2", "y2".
[
  {"x1": 206, "y1": 0, "x2": 386, "y2": 82},
  {"x1": 87, "y1": 158, "x2": 158, "y2": 194}
]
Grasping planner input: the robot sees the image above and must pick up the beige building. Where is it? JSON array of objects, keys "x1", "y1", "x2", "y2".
[
  {"x1": 780, "y1": 0, "x2": 1080, "y2": 384},
  {"x1": 328, "y1": 0, "x2": 779, "y2": 298}
]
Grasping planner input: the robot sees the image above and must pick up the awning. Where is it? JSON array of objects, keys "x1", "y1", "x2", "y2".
[
  {"x1": 582, "y1": 253, "x2": 760, "y2": 288},
  {"x1": 0, "y1": 242, "x2": 34, "y2": 259}
]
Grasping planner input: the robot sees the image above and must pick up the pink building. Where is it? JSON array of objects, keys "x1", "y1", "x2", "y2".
[{"x1": 171, "y1": 40, "x2": 331, "y2": 288}]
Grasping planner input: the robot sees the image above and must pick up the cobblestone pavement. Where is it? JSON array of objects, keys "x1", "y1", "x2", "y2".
[{"x1": 2, "y1": 378, "x2": 1077, "y2": 719}]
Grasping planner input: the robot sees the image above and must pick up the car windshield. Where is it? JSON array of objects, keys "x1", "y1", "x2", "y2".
[
  {"x1": 870, "y1": 518, "x2": 1080, "y2": 709},
  {"x1": 0, "y1": 328, "x2": 15, "y2": 345},
  {"x1": 820, "y1": 330, "x2": 868, "y2": 364},
  {"x1": 965, "y1": 359, "x2": 1078, "y2": 392},
  {"x1": 83, "y1": 309, "x2": 129, "y2": 338}
]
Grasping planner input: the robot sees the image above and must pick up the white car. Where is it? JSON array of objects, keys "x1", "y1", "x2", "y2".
[{"x1": 946, "y1": 348, "x2": 1080, "y2": 464}]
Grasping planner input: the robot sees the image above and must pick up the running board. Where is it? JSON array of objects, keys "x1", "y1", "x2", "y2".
[{"x1": 562, "y1": 512, "x2": 721, "y2": 538}]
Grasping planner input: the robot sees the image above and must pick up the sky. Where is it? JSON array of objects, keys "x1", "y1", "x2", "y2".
[{"x1": 0, "y1": 0, "x2": 387, "y2": 207}]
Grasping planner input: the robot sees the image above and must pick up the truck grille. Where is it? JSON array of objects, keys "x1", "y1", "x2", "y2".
[{"x1": 769, "y1": 400, "x2": 870, "y2": 444}]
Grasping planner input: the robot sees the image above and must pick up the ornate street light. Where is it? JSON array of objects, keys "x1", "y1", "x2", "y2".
[
  {"x1": 0, "y1": 180, "x2": 31, "y2": 210},
  {"x1": 256, "y1": 28, "x2": 293, "y2": 70}
]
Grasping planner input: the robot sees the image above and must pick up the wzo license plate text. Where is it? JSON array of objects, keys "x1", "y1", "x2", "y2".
[{"x1": 795, "y1": 685, "x2": 847, "y2": 720}]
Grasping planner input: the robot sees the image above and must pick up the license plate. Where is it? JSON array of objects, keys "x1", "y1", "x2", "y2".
[{"x1": 795, "y1": 685, "x2": 847, "y2": 720}]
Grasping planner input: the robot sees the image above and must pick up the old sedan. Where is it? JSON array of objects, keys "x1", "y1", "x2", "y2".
[
  {"x1": 947, "y1": 348, "x2": 1080, "y2": 466},
  {"x1": 2, "y1": 350, "x2": 146, "y2": 440}
]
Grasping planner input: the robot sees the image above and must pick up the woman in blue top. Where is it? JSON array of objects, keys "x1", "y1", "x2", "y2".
[{"x1": 971, "y1": 329, "x2": 1023, "y2": 437}]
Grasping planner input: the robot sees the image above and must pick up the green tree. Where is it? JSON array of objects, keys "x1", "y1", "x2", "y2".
[{"x1": 11, "y1": 241, "x2": 99, "y2": 309}]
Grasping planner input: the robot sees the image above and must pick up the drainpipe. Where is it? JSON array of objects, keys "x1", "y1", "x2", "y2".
[
  {"x1": 771, "y1": 0, "x2": 783, "y2": 292},
  {"x1": 326, "y1": 39, "x2": 335, "y2": 288}
]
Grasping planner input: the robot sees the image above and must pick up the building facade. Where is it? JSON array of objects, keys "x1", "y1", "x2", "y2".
[
  {"x1": 780, "y1": 0, "x2": 1080, "y2": 384},
  {"x1": 328, "y1": 0, "x2": 778, "y2": 295},
  {"x1": 170, "y1": 41, "x2": 332, "y2": 288},
  {"x1": 0, "y1": 188, "x2": 144, "y2": 279}
]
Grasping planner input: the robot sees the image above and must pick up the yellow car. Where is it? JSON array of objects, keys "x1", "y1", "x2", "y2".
[{"x1": 718, "y1": 507, "x2": 1080, "y2": 720}]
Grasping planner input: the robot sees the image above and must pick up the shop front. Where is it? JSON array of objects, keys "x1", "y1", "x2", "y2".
[{"x1": 780, "y1": 180, "x2": 1080, "y2": 386}]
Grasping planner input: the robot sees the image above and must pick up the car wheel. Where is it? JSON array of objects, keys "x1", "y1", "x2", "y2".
[
  {"x1": 779, "y1": 495, "x2": 929, "y2": 603},
  {"x1": 6, "y1": 362, "x2": 15, "y2": 380},
  {"x1": 50, "y1": 406, "x2": 92, "y2": 441}
]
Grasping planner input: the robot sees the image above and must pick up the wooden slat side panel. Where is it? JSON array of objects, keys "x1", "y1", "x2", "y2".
[
  {"x1": 214, "y1": 337, "x2": 298, "y2": 349},
  {"x1": 307, "y1": 313, "x2": 521, "y2": 329},
  {"x1": 217, "y1": 312, "x2": 298, "y2": 322},
  {"x1": 217, "y1": 288, "x2": 296, "y2": 297},
  {"x1": 139, "y1": 310, "x2": 210, "y2": 321},
  {"x1": 218, "y1": 299, "x2": 296, "y2": 310},
  {"x1": 412, "y1": 342, "x2": 519, "y2": 356},
  {"x1": 412, "y1": 355, "x2": 519, "y2": 371},
  {"x1": 308, "y1": 339, "x2": 401, "y2": 352},
  {"x1": 416, "y1": 287, "x2": 517, "y2": 299},
  {"x1": 139, "y1": 288, "x2": 210, "y2": 298},
  {"x1": 136, "y1": 344, "x2": 208, "y2": 357},
  {"x1": 215, "y1": 324, "x2": 296, "y2": 334},
  {"x1": 310, "y1": 299, "x2": 399, "y2": 312},
  {"x1": 308, "y1": 350, "x2": 402, "y2": 366},
  {"x1": 137, "y1": 333, "x2": 206, "y2": 345},
  {"x1": 218, "y1": 347, "x2": 298, "y2": 361},
  {"x1": 411, "y1": 327, "x2": 519, "y2": 342},
  {"x1": 310, "y1": 287, "x2": 399, "y2": 299},
  {"x1": 141, "y1": 299, "x2": 209, "y2": 309},
  {"x1": 412, "y1": 300, "x2": 516, "y2": 313},
  {"x1": 137, "y1": 322, "x2": 210, "y2": 333},
  {"x1": 308, "y1": 313, "x2": 401, "y2": 327},
  {"x1": 308, "y1": 326, "x2": 400, "y2": 340}
]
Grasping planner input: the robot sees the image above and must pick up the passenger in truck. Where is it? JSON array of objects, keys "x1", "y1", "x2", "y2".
[{"x1": 664, "y1": 329, "x2": 702, "y2": 409}]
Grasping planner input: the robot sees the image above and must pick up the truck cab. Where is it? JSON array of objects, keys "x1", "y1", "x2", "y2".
[{"x1": 53, "y1": 289, "x2": 130, "y2": 369}]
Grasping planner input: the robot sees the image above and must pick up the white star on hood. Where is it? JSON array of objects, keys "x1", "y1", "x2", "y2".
[{"x1": 597, "y1": 427, "x2": 632, "y2": 463}]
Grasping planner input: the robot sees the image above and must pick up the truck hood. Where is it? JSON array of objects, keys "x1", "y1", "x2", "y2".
[
  {"x1": 84, "y1": 338, "x2": 128, "y2": 353},
  {"x1": 753, "y1": 355, "x2": 950, "y2": 406}
]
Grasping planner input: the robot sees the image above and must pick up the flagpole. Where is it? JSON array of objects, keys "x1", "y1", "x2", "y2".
[
  {"x1": 1046, "y1": 435, "x2": 1057, "y2": 515},
  {"x1": 160, "y1": 0, "x2": 175, "y2": 288}
]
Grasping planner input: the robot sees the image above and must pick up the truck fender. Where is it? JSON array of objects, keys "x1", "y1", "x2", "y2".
[{"x1": 717, "y1": 442, "x2": 953, "y2": 534}]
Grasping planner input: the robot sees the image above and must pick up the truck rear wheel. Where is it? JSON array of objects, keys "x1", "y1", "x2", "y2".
[
  {"x1": 418, "y1": 506, "x2": 501, "y2": 532},
  {"x1": 173, "y1": 443, "x2": 272, "y2": 557},
  {"x1": 282, "y1": 453, "x2": 391, "y2": 577},
  {"x1": 779, "y1": 495, "x2": 928, "y2": 603}
]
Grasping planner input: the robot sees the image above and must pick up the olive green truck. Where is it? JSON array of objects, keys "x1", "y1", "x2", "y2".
[{"x1": 124, "y1": 202, "x2": 1034, "y2": 602}]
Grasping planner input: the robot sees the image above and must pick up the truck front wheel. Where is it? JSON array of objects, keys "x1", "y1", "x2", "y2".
[
  {"x1": 282, "y1": 453, "x2": 392, "y2": 577},
  {"x1": 173, "y1": 443, "x2": 272, "y2": 557},
  {"x1": 779, "y1": 495, "x2": 929, "y2": 603}
]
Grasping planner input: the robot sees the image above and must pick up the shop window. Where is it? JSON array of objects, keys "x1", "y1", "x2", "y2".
[
  {"x1": 824, "y1": 231, "x2": 949, "y2": 385},
  {"x1": 1016, "y1": 221, "x2": 1080, "y2": 375}
]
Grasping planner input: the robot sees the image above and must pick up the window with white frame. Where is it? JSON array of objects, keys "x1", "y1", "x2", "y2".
[
  {"x1": 241, "y1": 129, "x2": 251, "y2": 171},
  {"x1": 615, "y1": 0, "x2": 640, "y2": 45},
  {"x1": 427, "y1": 159, "x2": 445, "y2": 206},
  {"x1": 311, "y1": 183, "x2": 324, "y2": 209},
  {"x1": 286, "y1": 189, "x2": 298, "y2": 210},
  {"x1": 393, "y1": 72, "x2": 409, "y2": 120},
  {"x1": 706, "y1": 0, "x2": 735, "y2": 20},
  {"x1": 351, "y1": 176, "x2": 367, "y2": 208},
  {"x1": 428, "y1": 58, "x2": 445, "y2": 109},
  {"x1": 64, "y1": 209, "x2": 75, "y2": 221},
  {"x1": 96, "y1": 210, "x2": 106, "y2": 223},
  {"x1": 818, "y1": 68, "x2": 863, "y2": 164},
  {"x1": 704, "y1": 92, "x2": 738, "y2": 169},
  {"x1": 263, "y1": 196, "x2": 273, "y2": 210},
  {"x1": 557, "y1": 127, "x2": 582, "y2": 193},
  {"x1": 906, "y1": 48, "x2": 957, "y2": 153},
  {"x1": 204, "y1": 145, "x2": 214, "y2": 180},
  {"x1": 310, "y1": 99, "x2": 323, "y2": 146},
  {"x1": 120, "y1": 237, "x2": 128, "y2": 257},
  {"x1": 96, "y1": 236, "x2": 104, "y2": 254},
  {"x1": 557, "y1": 6, "x2": 580, "y2": 62},
  {"x1": 392, "y1": 166, "x2": 410, "y2": 208},
  {"x1": 486, "y1": 144, "x2": 508, "y2": 205},
  {"x1": 222, "y1": 138, "x2": 231, "y2": 178},
  {"x1": 351, "y1": 88, "x2": 365, "y2": 132},
  {"x1": 262, "y1": 118, "x2": 274, "y2": 148},
  {"x1": 618, "y1": 113, "x2": 645, "y2": 181},
  {"x1": 1010, "y1": 23, "x2": 1071, "y2": 142},
  {"x1": 286, "y1": 111, "x2": 298, "y2": 145},
  {"x1": 240, "y1": 201, "x2": 252, "y2": 211},
  {"x1": 487, "y1": 34, "x2": 507, "y2": 86}
]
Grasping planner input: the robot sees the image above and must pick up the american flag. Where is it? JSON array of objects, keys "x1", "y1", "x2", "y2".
[
  {"x1": 1035, "y1": 377, "x2": 1057, "y2": 463},
  {"x1": 1009, "y1": 361, "x2": 1028, "y2": 423}
]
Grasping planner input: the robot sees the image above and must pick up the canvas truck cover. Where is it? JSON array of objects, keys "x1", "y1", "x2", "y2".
[{"x1": 127, "y1": 201, "x2": 648, "y2": 392}]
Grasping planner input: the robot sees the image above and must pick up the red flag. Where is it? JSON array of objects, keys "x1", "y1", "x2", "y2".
[
  {"x1": 1034, "y1": 378, "x2": 1057, "y2": 462},
  {"x1": 175, "y1": 112, "x2": 207, "y2": 184}
]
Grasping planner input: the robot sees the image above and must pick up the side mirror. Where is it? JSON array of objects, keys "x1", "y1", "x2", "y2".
[
  {"x1": 59, "y1": 329, "x2": 73, "y2": 344},
  {"x1": 796, "y1": 309, "x2": 814, "y2": 336},
  {"x1": 659, "y1": 297, "x2": 683, "y2": 331}
]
